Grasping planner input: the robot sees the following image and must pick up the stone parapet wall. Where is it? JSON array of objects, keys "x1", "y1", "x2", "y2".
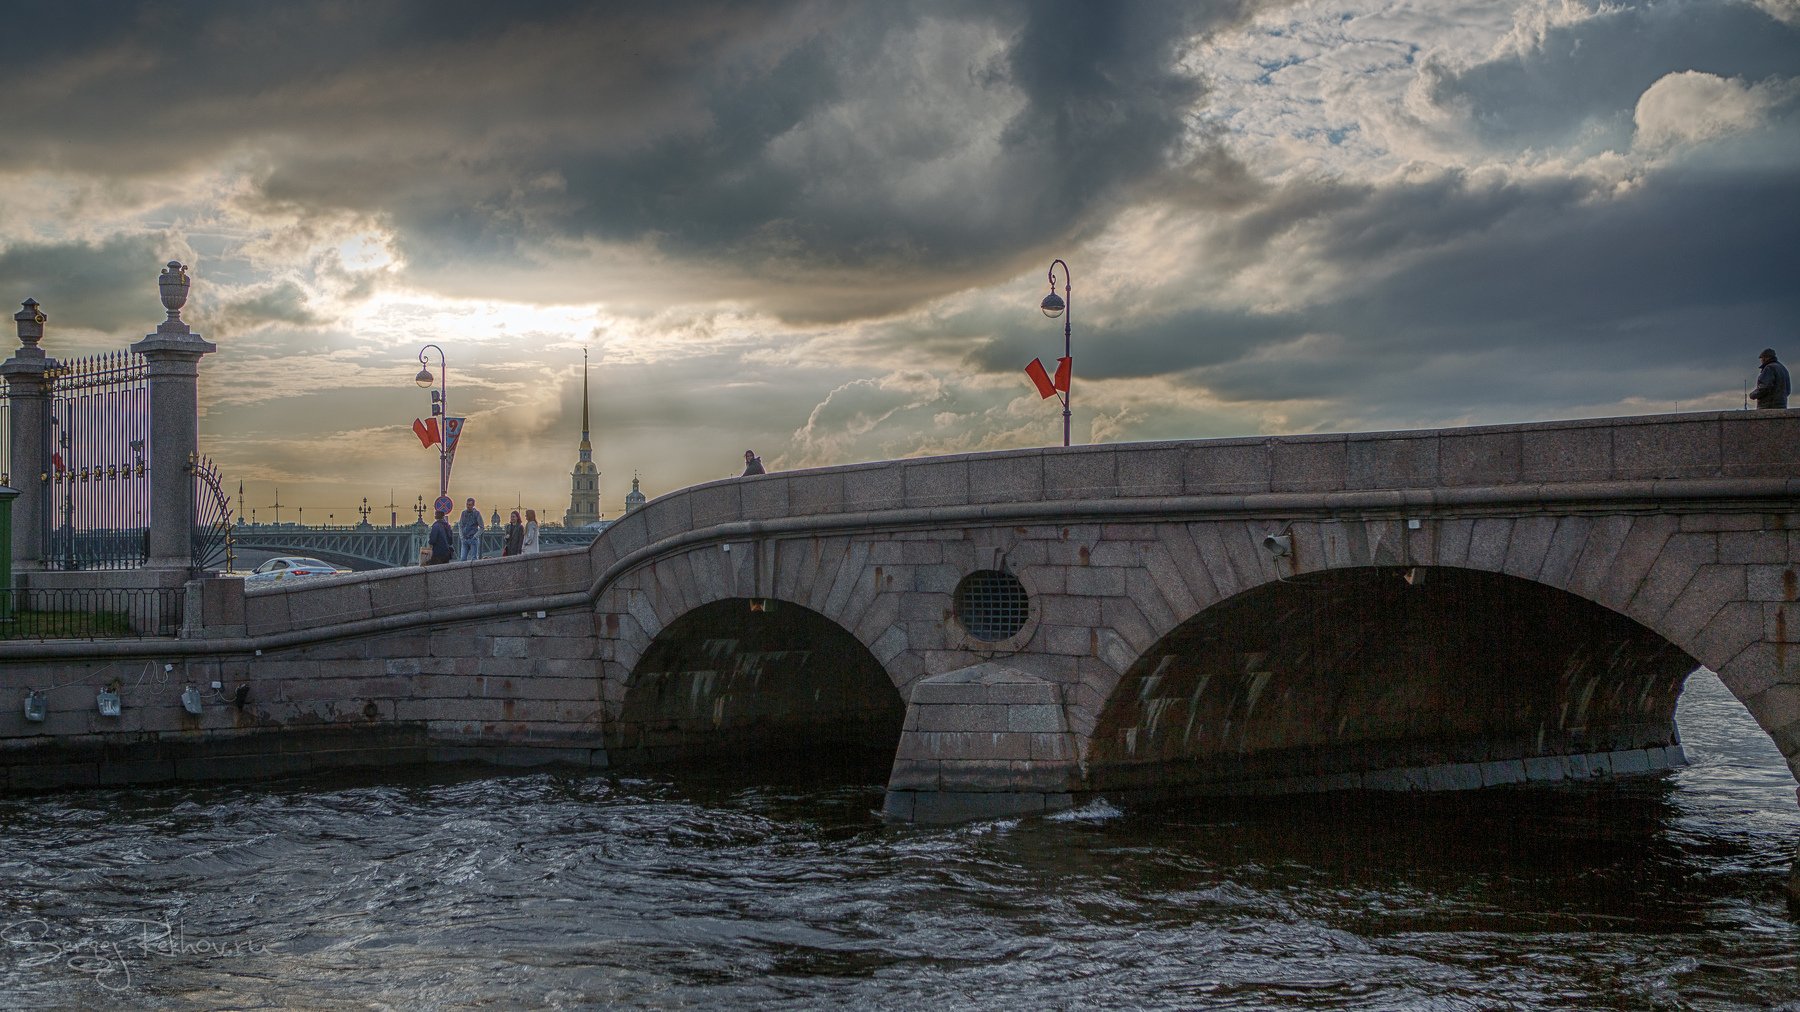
[{"x1": 0, "y1": 607, "x2": 605, "y2": 789}]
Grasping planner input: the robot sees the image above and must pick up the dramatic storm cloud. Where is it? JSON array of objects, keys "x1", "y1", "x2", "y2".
[{"x1": 1, "y1": 0, "x2": 1794, "y2": 517}]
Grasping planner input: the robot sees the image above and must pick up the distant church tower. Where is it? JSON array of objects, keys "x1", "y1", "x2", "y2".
[
  {"x1": 563, "y1": 349, "x2": 601, "y2": 527},
  {"x1": 624, "y1": 472, "x2": 646, "y2": 514}
]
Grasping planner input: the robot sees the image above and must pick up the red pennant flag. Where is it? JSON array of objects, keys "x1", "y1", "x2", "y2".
[
  {"x1": 1025, "y1": 358, "x2": 1057, "y2": 399},
  {"x1": 50, "y1": 452, "x2": 64, "y2": 472},
  {"x1": 1053, "y1": 356, "x2": 1072, "y2": 393},
  {"x1": 413, "y1": 417, "x2": 440, "y2": 448}
]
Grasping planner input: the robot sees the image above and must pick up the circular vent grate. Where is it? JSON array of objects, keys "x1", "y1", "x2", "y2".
[{"x1": 953, "y1": 570, "x2": 1030, "y2": 642}]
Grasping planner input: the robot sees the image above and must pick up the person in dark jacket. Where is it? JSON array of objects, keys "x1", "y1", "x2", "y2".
[
  {"x1": 502, "y1": 510, "x2": 525, "y2": 556},
  {"x1": 1752, "y1": 348, "x2": 1790, "y2": 409},
  {"x1": 741, "y1": 449, "x2": 765, "y2": 476},
  {"x1": 427, "y1": 510, "x2": 454, "y2": 565}
]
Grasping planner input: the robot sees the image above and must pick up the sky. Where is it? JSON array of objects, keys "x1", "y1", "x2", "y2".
[{"x1": 2, "y1": 0, "x2": 1796, "y2": 523}]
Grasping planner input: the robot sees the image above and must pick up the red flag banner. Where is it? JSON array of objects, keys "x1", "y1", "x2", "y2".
[
  {"x1": 1053, "y1": 356, "x2": 1072, "y2": 393},
  {"x1": 1025, "y1": 358, "x2": 1057, "y2": 399},
  {"x1": 413, "y1": 417, "x2": 440, "y2": 448}
]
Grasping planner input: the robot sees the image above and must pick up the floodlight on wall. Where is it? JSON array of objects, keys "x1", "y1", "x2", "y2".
[
  {"x1": 1262, "y1": 533, "x2": 1292, "y2": 558},
  {"x1": 97, "y1": 689, "x2": 121, "y2": 718},
  {"x1": 23, "y1": 691, "x2": 46, "y2": 723},
  {"x1": 181, "y1": 685, "x2": 204, "y2": 715}
]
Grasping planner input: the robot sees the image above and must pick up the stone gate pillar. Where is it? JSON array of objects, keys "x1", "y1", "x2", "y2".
[
  {"x1": 130, "y1": 262, "x2": 216, "y2": 572},
  {"x1": 2, "y1": 299, "x2": 52, "y2": 572}
]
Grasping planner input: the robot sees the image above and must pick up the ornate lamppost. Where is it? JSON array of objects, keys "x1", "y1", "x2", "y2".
[
  {"x1": 415, "y1": 344, "x2": 449, "y2": 501},
  {"x1": 1039, "y1": 259, "x2": 1073, "y2": 447}
]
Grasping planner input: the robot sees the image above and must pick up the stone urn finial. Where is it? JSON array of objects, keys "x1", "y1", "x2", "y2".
[
  {"x1": 14, "y1": 298, "x2": 45, "y2": 350},
  {"x1": 158, "y1": 261, "x2": 190, "y2": 333}
]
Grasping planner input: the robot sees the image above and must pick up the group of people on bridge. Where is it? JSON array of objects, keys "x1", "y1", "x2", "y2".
[{"x1": 424, "y1": 498, "x2": 540, "y2": 565}]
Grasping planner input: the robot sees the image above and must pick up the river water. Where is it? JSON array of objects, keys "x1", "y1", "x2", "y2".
[{"x1": 1, "y1": 669, "x2": 1796, "y2": 1010}]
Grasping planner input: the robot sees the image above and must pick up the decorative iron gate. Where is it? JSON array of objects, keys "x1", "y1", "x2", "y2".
[
  {"x1": 190, "y1": 453, "x2": 234, "y2": 572},
  {"x1": 44, "y1": 351, "x2": 151, "y2": 569}
]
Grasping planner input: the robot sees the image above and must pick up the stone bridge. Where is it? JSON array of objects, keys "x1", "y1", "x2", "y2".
[{"x1": 3, "y1": 410, "x2": 1798, "y2": 891}]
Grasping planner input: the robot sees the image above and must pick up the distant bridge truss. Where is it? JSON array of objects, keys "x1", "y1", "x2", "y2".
[{"x1": 229, "y1": 523, "x2": 607, "y2": 570}]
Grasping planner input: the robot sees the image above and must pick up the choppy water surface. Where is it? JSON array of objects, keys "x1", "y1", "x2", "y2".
[{"x1": 1, "y1": 669, "x2": 1796, "y2": 1010}]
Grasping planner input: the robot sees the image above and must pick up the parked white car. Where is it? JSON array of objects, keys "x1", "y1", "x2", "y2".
[{"x1": 244, "y1": 556, "x2": 351, "y2": 586}]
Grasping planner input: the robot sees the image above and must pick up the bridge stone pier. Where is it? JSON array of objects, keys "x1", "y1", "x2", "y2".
[{"x1": 3, "y1": 410, "x2": 1799, "y2": 899}]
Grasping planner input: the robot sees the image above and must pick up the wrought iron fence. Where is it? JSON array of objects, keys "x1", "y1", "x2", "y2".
[
  {"x1": 45, "y1": 351, "x2": 151, "y2": 570},
  {"x1": 0, "y1": 586, "x2": 184, "y2": 640}
]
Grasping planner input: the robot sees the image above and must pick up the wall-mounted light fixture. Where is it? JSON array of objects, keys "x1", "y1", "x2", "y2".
[
  {"x1": 23, "y1": 691, "x2": 46, "y2": 723},
  {"x1": 1262, "y1": 531, "x2": 1293, "y2": 558},
  {"x1": 97, "y1": 688, "x2": 121, "y2": 717},
  {"x1": 180, "y1": 685, "x2": 203, "y2": 714}
]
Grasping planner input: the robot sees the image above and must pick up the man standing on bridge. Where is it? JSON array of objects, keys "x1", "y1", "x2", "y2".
[
  {"x1": 1752, "y1": 348, "x2": 1790, "y2": 409},
  {"x1": 457, "y1": 497, "x2": 484, "y2": 561},
  {"x1": 427, "y1": 509, "x2": 453, "y2": 565}
]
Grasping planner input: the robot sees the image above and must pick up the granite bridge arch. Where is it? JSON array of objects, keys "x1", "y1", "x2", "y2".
[
  {"x1": 3, "y1": 410, "x2": 1797, "y2": 894},
  {"x1": 598, "y1": 468, "x2": 1788, "y2": 822}
]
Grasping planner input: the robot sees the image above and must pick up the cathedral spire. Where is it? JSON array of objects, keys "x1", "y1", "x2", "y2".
[
  {"x1": 564, "y1": 347, "x2": 601, "y2": 527},
  {"x1": 579, "y1": 347, "x2": 591, "y2": 457}
]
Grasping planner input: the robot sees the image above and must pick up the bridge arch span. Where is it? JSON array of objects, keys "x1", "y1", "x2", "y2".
[
  {"x1": 594, "y1": 534, "x2": 925, "y2": 696},
  {"x1": 594, "y1": 535, "x2": 927, "y2": 767},
  {"x1": 610, "y1": 597, "x2": 904, "y2": 767},
  {"x1": 1069, "y1": 512, "x2": 1794, "y2": 796}
]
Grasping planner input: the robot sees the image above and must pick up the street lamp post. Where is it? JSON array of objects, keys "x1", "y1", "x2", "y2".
[
  {"x1": 415, "y1": 344, "x2": 448, "y2": 498},
  {"x1": 1040, "y1": 260, "x2": 1072, "y2": 447}
]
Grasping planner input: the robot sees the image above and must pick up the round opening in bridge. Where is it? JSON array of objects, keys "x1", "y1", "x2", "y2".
[{"x1": 954, "y1": 570, "x2": 1030, "y2": 642}]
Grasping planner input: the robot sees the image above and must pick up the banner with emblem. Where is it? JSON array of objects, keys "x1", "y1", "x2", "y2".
[{"x1": 442, "y1": 417, "x2": 466, "y2": 486}]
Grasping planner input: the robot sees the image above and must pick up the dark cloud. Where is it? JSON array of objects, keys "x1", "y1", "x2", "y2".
[
  {"x1": 0, "y1": 234, "x2": 184, "y2": 338},
  {"x1": 1419, "y1": 0, "x2": 1800, "y2": 153},
  {"x1": 1187, "y1": 156, "x2": 1800, "y2": 418},
  {"x1": 960, "y1": 301, "x2": 1306, "y2": 381},
  {"x1": 207, "y1": 279, "x2": 329, "y2": 333},
  {"x1": 3, "y1": 1, "x2": 1275, "y2": 320}
]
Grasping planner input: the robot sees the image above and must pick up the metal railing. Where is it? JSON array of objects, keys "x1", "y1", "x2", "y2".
[{"x1": 0, "y1": 586, "x2": 184, "y2": 640}]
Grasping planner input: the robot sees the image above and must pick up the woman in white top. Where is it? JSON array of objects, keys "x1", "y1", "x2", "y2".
[{"x1": 522, "y1": 509, "x2": 540, "y2": 554}]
